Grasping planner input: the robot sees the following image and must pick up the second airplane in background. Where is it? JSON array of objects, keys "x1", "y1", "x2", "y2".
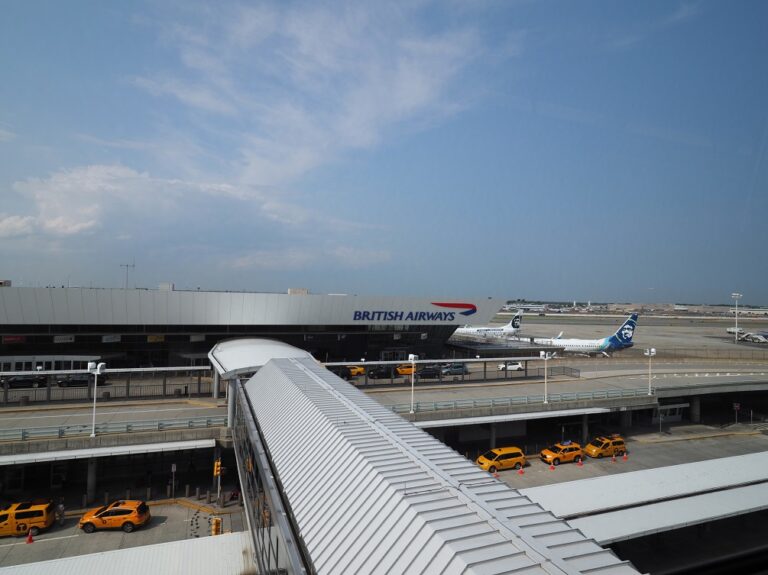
[
  {"x1": 526, "y1": 313, "x2": 638, "y2": 357},
  {"x1": 452, "y1": 311, "x2": 523, "y2": 339}
]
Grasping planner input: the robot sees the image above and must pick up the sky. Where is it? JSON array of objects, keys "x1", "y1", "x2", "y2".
[{"x1": 1, "y1": 1, "x2": 767, "y2": 305}]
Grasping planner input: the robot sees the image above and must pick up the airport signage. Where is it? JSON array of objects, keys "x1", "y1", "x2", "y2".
[
  {"x1": 733, "y1": 403, "x2": 740, "y2": 411},
  {"x1": 2, "y1": 335, "x2": 26, "y2": 344},
  {"x1": 352, "y1": 302, "x2": 477, "y2": 322},
  {"x1": 53, "y1": 335, "x2": 75, "y2": 343}
]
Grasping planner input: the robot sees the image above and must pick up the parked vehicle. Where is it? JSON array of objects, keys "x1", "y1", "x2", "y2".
[
  {"x1": 56, "y1": 373, "x2": 110, "y2": 387},
  {"x1": 346, "y1": 366, "x2": 366, "y2": 377},
  {"x1": 367, "y1": 365, "x2": 394, "y2": 379},
  {"x1": 441, "y1": 363, "x2": 469, "y2": 376},
  {"x1": 78, "y1": 500, "x2": 151, "y2": 533},
  {"x1": 584, "y1": 435, "x2": 627, "y2": 458},
  {"x1": 416, "y1": 366, "x2": 441, "y2": 379},
  {"x1": 0, "y1": 500, "x2": 55, "y2": 537},
  {"x1": 328, "y1": 366, "x2": 353, "y2": 380},
  {"x1": 476, "y1": 447, "x2": 526, "y2": 473},
  {"x1": 539, "y1": 441, "x2": 583, "y2": 466},
  {"x1": 394, "y1": 364, "x2": 415, "y2": 376},
  {"x1": 0, "y1": 375, "x2": 48, "y2": 389},
  {"x1": 497, "y1": 361, "x2": 523, "y2": 372}
]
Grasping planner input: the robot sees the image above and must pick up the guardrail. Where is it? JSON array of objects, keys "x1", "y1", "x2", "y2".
[
  {"x1": 389, "y1": 387, "x2": 654, "y2": 414},
  {"x1": 0, "y1": 415, "x2": 228, "y2": 441}
]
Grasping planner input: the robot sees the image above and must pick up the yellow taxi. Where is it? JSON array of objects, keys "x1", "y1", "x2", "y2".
[
  {"x1": 78, "y1": 500, "x2": 151, "y2": 533},
  {"x1": 346, "y1": 366, "x2": 366, "y2": 377},
  {"x1": 476, "y1": 447, "x2": 526, "y2": 473},
  {"x1": 0, "y1": 500, "x2": 55, "y2": 537},
  {"x1": 394, "y1": 364, "x2": 416, "y2": 376},
  {"x1": 584, "y1": 435, "x2": 627, "y2": 458},
  {"x1": 539, "y1": 441, "x2": 583, "y2": 466}
]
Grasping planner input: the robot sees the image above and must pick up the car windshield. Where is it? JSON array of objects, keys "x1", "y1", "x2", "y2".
[
  {"x1": 480, "y1": 450, "x2": 498, "y2": 460},
  {"x1": 588, "y1": 439, "x2": 604, "y2": 448},
  {"x1": 94, "y1": 506, "x2": 107, "y2": 515},
  {"x1": 547, "y1": 445, "x2": 563, "y2": 453}
]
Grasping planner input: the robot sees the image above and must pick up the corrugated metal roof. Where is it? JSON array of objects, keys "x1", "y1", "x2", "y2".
[
  {"x1": 520, "y1": 451, "x2": 768, "y2": 519},
  {"x1": 569, "y1": 482, "x2": 768, "y2": 544},
  {"x1": 0, "y1": 439, "x2": 216, "y2": 466},
  {"x1": 245, "y1": 357, "x2": 639, "y2": 574},
  {"x1": 0, "y1": 532, "x2": 253, "y2": 575}
]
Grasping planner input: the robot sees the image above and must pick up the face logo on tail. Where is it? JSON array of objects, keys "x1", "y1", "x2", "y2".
[
  {"x1": 620, "y1": 324, "x2": 634, "y2": 341},
  {"x1": 512, "y1": 316, "x2": 521, "y2": 329}
]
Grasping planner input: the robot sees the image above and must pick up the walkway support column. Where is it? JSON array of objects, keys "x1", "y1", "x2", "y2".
[
  {"x1": 690, "y1": 396, "x2": 701, "y2": 423},
  {"x1": 86, "y1": 458, "x2": 97, "y2": 503},
  {"x1": 581, "y1": 414, "x2": 589, "y2": 446},
  {"x1": 489, "y1": 423, "x2": 497, "y2": 448},
  {"x1": 227, "y1": 379, "x2": 237, "y2": 428},
  {"x1": 213, "y1": 371, "x2": 220, "y2": 399},
  {"x1": 620, "y1": 410, "x2": 632, "y2": 429}
]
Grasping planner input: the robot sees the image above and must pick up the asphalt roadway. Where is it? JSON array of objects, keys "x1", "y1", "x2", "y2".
[{"x1": 0, "y1": 499, "x2": 244, "y2": 569}]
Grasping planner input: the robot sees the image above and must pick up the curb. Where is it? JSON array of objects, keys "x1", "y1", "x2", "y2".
[{"x1": 633, "y1": 430, "x2": 762, "y2": 444}]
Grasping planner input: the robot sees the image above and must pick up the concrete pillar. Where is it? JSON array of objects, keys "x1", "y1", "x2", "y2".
[
  {"x1": 620, "y1": 410, "x2": 632, "y2": 429},
  {"x1": 581, "y1": 414, "x2": 589, "y2": 446},
  {"x1": 227, "y1": 379, "x2": 236, "y2": 428},
  {"x1": 213, "y1": 371, "x2": 220, "y2": 399},
  {"x1": 489, "y1": 423, "x2": 497, "y2": 448},
  {"x1": 86, "y1": 458, "x2": 97, "y2": 503},
  {"x1": 690, "y1": 396, "x2": 701, "y2": 423}
]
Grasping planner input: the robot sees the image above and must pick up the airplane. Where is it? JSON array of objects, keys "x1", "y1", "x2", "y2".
[
  {"x1": 526, "y1": 313, "x2": 638, "y2": 357},
  {"x1": 452, "y1": 311, "x2": 523, "y2": 339}
]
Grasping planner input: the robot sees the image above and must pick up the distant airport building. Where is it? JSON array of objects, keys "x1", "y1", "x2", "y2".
[{"x1": 0, "y1": 286, "x2": 502, "y2": 368}]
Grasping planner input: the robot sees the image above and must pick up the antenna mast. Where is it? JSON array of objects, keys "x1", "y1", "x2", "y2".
[{"x1": 120, "y1": 259, "x2": 135, "y2": 290}]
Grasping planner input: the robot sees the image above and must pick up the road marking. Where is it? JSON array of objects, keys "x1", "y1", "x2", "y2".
[{"x1": 0, "y1": 534, "x2": 79, "y2": 547}]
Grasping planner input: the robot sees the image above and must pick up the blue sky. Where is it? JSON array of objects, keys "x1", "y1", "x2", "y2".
[{"x1": 1, "y1": 1, "x2": 766, "y2": 305}]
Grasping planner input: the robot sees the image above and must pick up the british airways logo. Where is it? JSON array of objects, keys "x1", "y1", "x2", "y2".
[{"x1": 352, "y1": 302, "x2": 477, "y2": 322}]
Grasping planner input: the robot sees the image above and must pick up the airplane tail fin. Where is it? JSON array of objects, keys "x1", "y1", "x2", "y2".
[
  {"x1": 508, "y1": 311, "x2": 523, "y2": 330},
  {"x1": 611, "y1": 313, "x2": 638, "y2": 347}
]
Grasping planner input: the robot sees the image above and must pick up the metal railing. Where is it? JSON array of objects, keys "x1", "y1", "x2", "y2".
[
  {"x1": 0, "y1": 415, "x2": 228, "y2": 441},
  {"x1": 389, "y1": 386, "x2": 654, "y2": 414}
]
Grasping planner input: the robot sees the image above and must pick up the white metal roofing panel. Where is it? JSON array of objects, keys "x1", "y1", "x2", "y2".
[
  {"x1": 570, "y1": 482, "x2": 768, "y2": 545},
  {"x1": 208, "y1": 337, "x2": 314, "y2": 376},
  {"x1": 520, "y1": 451, "x2": 768, "y2": 519},
  {"x1": 0, "y1": 531, "x2": 252, "y2": 575},
  {"x1": 0, "y1": 439, "x2": 216, "y2": 465},
  {"x1": 244, "y1": 355, "x2": 639, "y2": 575}
]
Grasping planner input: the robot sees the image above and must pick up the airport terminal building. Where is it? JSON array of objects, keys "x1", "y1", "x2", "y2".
[{"x1": 0, "y1": 286, "x2": 502, "y2": 369}]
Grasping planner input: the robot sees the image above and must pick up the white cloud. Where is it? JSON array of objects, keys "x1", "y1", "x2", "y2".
[
  {"x1": 134, "y1": 2, "x2": 495, "y2": 187},
  {"x1": 0, "y1": 128, "x2": 15, "y2": 142},
  {"x1": 0, "y1": 215, "x2": 35, "y2": 238},
  {"x1": 10, "y1": 165, "x2": 242, "y2": 237}
]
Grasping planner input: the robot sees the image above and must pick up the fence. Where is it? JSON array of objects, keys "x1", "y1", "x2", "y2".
[
  {"x1": 0, "y1": 415, "x2": 228, "y2": 441},
  {"x1": 389, "y1": 386, "x2": 652, "y2": 414},
  {"x1": 2, "y1": 370, "x2": 213, "y2": 407},
  {"x1": 352, "y1": 363, "x2": 580, "y2": 387}
]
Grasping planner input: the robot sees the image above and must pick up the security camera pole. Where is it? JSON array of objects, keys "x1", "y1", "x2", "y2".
[
  {"x1": 540, "y1": 351, "x2": 552, "y2": 404},
  {"x1": 409, "y1": 354, "x2": 417, "y2": 414},
  {"x1": 89, "y1": 362, "x2": 106, "y2": 438},
  {"x1": 644, "y1": 348, "x2": 656, "y2": 396}
]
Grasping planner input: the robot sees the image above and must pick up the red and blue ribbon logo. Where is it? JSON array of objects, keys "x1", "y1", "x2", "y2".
[{"x1": 431, "y1": 302, "x2": 477, "y2": 316}]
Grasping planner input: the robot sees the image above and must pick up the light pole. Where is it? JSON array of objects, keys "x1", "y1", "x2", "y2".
[
  {"x1": 731, "y1": 293, "x2": 742, "y2": 344},
  {"x1": 88, "y1": 361, "x2": 106, "y2": 438},
  {"x1": 644, "y1": 348, "x2": 656, "y2": 396},
  {"x1": 540, "y1": 351, "x2": 552, "y2": 404},
  {"x1": 408, "y1": 354, "x2": 416, "y2": 414}
]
